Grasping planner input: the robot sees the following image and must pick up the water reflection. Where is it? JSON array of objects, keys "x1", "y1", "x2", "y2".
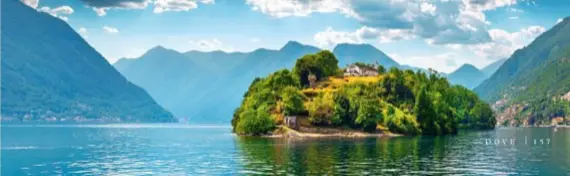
[
  {"x1": 236, "y1": 128, "x2": 570, "y2": 175},
  {"x1": 2, "y1": 125, "x2": 569, "y2": 175}
]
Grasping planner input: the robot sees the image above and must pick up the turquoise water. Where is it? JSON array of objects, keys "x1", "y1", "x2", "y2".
[{"x1": 2, "y1": 124, "x2": 569, "y2": 175}]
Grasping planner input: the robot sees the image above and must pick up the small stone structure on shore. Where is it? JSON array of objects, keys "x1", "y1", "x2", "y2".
[{"x1": 284, "y1": 116, "x2": 298, "y2": 129}]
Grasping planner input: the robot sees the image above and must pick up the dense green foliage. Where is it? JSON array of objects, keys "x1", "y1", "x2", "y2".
[
  {"x1": 475, "y1": 18, "x2": 570, "y2": 125},
  {"x1": 293, "y1": 50, "x2": 340, "y2": 86},
  {"x1": 232, "y1": 51, "x2": 495, "y2": 135}
]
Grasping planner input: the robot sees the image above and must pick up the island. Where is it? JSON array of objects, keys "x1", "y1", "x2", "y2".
[{"x1": 231, "y1": 51, "x2": 495, "y2": 137}]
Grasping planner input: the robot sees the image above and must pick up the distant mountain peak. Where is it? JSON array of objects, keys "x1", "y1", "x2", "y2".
[
  {"x1": 448, "y1": 64, "x2": 485, "y2": 89},
  {"x1": 143, "y1": 45, "x2": 181, "y2": 57},
  {"x1": 280, "y1": 41, "x2": 319, "y2": 52},
  {"x1": 148, "y1": 45, "x2": 169, "y2": 52},
  {"x1": 331, "y1": 42, "x2": 400, "y2": 68},
  {"x1": 456, "y1": 64, "x2": 479, "y2": 72},
  {"x1": 333, "y1": 43, "x2": 376, "y2": 51}
]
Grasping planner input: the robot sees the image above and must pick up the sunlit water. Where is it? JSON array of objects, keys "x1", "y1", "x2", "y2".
[{"x1": 2, "y1": 124, "x2": 569, "y2": 175}]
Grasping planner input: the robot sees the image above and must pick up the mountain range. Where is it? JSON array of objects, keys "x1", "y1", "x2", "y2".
[
  {"x1": 114, "y1": 41, "x2": 504, "y2": 123},
  {"x1": 1, "y1": 0, "x2": 174, "y2": 122}
]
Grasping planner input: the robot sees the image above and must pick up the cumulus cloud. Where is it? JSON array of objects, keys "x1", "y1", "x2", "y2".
[
  {"x1": 245, "y1": 0, "x2": 353, "y2": 18},
  {"x1": 467, "y1": 26, "x2": 545, "y2": 60},
  {"x1": 154, "y1": 0, "x2": 214, "y2": 13},
  {"x1": 250, "y1": 0, "x2": 521, "y2": 45},
  {"x1": 79, "y1": 0, "x2": 213, "y2": 15},
  {"x1": 314, "y1": 27, "x2": 364, "y2": 48},
  {"x1": 20, "y1": 0, "x2": 74, "y2": 21},
  {"x1": 38, "y1": 6, "x2": 74, "y2": 21},
  {"x1": 189, "y1": 38, "x2": 234, "y2": 52},
  {"x1": 557, "y1": 18, "x2": 563, "y2": 24},
  {"x1": 314, "y1": 26, "x2": 415, "y2": 48},
  {"x1": 103, "y1": 26, "x2": 120, "y2": 33},
  {"x1": 20, "y1": 0, "x2": 39, "y2": 8},
  {"x1": 79, "y1": 0, "x2": 150, "y2": 16}
]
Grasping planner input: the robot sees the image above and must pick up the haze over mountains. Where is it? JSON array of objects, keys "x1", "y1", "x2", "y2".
[
  {"x1": 1, "y1": 0, "x2": 174, "y2": 122},
  {"x1": 114, "y1": 40, "x2": 502, "y2": 123},
  {"x1": 445, "y1": 59, "x2": 506, "y2": 90},
  {"x1": 6, "y1": 0, "x2": 563, "y2": 125},
  {"x1": 447, "y1": 64, "x2": 486, "y2": 90}
]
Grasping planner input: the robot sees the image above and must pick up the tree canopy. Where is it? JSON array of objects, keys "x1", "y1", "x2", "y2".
[{"x1": 232, "y1": 51, "x2": 495, "y2": 135}]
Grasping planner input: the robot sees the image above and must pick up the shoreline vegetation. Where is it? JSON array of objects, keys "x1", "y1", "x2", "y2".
[{"x1": 231, "y1": 51, "x2": 496, "y2": 137}]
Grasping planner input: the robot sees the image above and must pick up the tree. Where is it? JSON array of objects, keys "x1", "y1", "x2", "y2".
[
  {"x1": 280, "y1": 86, "x2": 305, "y2": 116},
  {"x1": 377, "y1": 65, "x2": 386, "y2": 74},
  {"x1": 469, "y1": 102, "x2": 496, "y2": 129},
  {"x1": 235, "y1": 105, "x2": 275, "y2": 135},
  {"x1": 315, "y1": 50, "x2": 339, "y2": 76},
  {"x1": 414, "y1": 85, "x2": 440, "y2": 135},
  {"x1": 307, "y1": 93, "x2": 336, "y2": 125},
  {"x1": 293, "y1": 51, "x2": 339, "y2": 86},
  {"x1": 266, "y1": 69, "x2": 299, "y2": 89},
  {"x1": 355, "y1": 98, "x2": 383, "y2": 132}
]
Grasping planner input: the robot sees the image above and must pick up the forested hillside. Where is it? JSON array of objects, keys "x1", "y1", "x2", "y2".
[
  {"x1": 475, "y1": 17, "x2": 570, "y2": 126},
  {"x1": 1, "y1": 0, "x2": 174, "y2": 122}
]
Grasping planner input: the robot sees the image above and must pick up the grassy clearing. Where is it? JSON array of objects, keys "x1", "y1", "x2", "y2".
[{"x1": 301, "y1": 76, "x2": 384, "y2": 96}]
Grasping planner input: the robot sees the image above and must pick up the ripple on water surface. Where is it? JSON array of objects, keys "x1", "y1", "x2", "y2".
[{"x1": 2, "y1": 124, "x2": 569, "y2": 175}]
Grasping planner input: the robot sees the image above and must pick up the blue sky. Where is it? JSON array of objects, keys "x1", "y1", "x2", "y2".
[{"x1": 22, "y1": 0, "x2": 569, "y2": 73}]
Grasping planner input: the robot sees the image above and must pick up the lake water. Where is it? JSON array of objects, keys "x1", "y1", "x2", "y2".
[{"x1": 1, "y1": 124, "x2": 569, "y2": 175}]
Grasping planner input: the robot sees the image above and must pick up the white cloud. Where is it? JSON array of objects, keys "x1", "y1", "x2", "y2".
[
  {"x1": 103, "y1": 26, "x2": 120, "y2": 33},
  {"x1": 20, "y1": 0, "x2": 74, "y2": 21},
  {"x1": 153, "y1": 0, "x2": 213, "y2": 13},
  {"x1": 508, "y1": 7, "x2": 524, "y2": 12},
  {"x1": 80, "y1": 0, "x2": 151, "y2": 16},
  {"x1": 314, "y1": 26, "x2": 415, "y2": 48},
  {"x1": 20, "y1": 0, "x2": 39, "y2": 8},
  {"x1": 78, "y1": 27, "x2": 88, "y2": 34},
  {"x1": 38, "y1": 5, "x2": 74, "y2": 21},
  {"x1": 557, "y1": 18, "x2": 563, "y2": 24},
  {"x1": 314, "y1": 27, "x2": 364, "y2": 48},
  {"x1": 468, "y1": 25, "x2": 545, "y2": 60},
  {"x1": 77, "y1": 27, "x2": 88, "y2": 38},
  {"x1": 509, "y1": 16, "x2": 519, "y2": 20},
  {"x1": 79, "y1": 0, "x2": 213, "y2": 16},
  {"x1": 245, "y1": 0, "x2": 353, "y2": 18},
  {"x1": 249, "y1": 0, "x2": 522, "y2": 45},
  {"x1": 93, "y1": 8, "x2": 107, "y2": 16},
  {"x1": 189, "y1": 38, "x2": 234, "y2": 52},
  {"x1": 420, "y1": 2, "x2": 436, "y2": 15}
]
